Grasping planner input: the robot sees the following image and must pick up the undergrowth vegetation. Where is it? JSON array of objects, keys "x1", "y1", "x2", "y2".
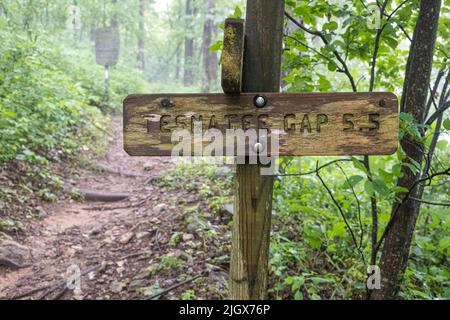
[
  {"x1": 271, "y1": 157, "x2": 449, "y2": 300},
  {"x1": 0, "y1": 16, "x2": 148, "y2": 227},
  {"x1": 157, "y1": 158, "x2": 449, "y2": 300}
]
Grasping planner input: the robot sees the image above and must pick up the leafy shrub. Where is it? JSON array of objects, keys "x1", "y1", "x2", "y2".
[{"x1": 0, "y1": 23, "x2": 98, "y2": 164}]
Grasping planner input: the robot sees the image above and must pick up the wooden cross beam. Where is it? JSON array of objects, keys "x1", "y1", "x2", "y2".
[{"x1": 123, "y1": 92, "x2": 398, "y2": 156}]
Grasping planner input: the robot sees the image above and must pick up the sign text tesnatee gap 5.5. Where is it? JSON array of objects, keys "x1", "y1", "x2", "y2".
[{"x1": 123, "y1": 92, "x2": 398, "y2": 156}]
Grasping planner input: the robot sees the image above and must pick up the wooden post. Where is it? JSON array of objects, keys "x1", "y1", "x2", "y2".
[
  {"x1": 221, "y1": 19, "x2": 245, "y2": 94},
  {"x1": 229, "y1": 0, "x2": 285, "y2": 300}
]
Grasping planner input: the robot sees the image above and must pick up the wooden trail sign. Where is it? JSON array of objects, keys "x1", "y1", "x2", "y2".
[
  {"x1": 122, "y1": 1, "x2": 400, "y2": 301},
  {"x1": 123, "y1": 92, "x2": 398, "y2": 156}
]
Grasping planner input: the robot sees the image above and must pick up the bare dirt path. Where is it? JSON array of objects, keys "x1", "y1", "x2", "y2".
[{"x1": 0, "y1": 118, "x2": 229, "y2": 300}]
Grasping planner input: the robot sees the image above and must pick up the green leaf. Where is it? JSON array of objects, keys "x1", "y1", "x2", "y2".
[
  {"x1": 403, "y1": 162, "x2": 419, "y2": 175},
  {"x1": 379, "y1": 169, "x2": 393, "y2": 183},
  {"x1": 438, "y1": 237, "x2": 450, "y2": 255},
  {"x1": 284, "y1": 277, "x2": 294, "y2": 285},
  {"x1": 385, "y1": 36, "x2": 399, "y2": 49},
  {"x1": 231, "y1": 6, "x2": 242, "y2": 19},
  {"x1": 400, "y1": 112, "x2": 414, "y2": 123},
  {"x1": 436, "y1": 140, "x2": 448, "y2": 150},
  {"x1": 310, "y1": 277, "x2": 335, "y2": 285},
  {"x1": 394, "y1": 186, "x2": 409, "y2": 194},
  {"x1": 317, "y1": 75, "x2": 332, "y2": 91},
  {"x1": 327, "y1": 62, "x2": 337, "y2": 72},
  {"x1": 324, "y1": 43, "x2": 336, "y2": 52},
  {"x1": 329, "y1": 222, "x2": 346, "y2": 237},
  {"x1": 364, "y1": 180, "x2": 374, "y2": 197},
  {"x1": 372, "y1": 178, "x2": 390, "y2": 197},
  {"x1": 294, "y1": 291, "x2": 304, "y2": 300},
  {"x1": 342, "y1": 175, "x2": 364, "y2": 189},
  {"x1": 292, "y1": 277, "x2": 305, "y2": 291},
  {"x1": 392, "y1": 163, "x2": 404, "y2": 177},
  {"x1": 351, "y1": 157, "x2": 368, "y2": 174},
  {"x1": 210, "y1": 41, "x2": 223, "y2": 52},
  {"x1": 443, "y1": 118, "x2": 450, "y2": 130},
  {"x1": 323, "y1": 21, "x2": 338, "y2": 31}
]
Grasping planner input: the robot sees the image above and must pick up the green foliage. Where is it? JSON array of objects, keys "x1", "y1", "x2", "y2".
[
  {"x1": 283, "y1": 0, "x2": 421, "y2": 92},
  {"x1": 0, "y1": 2, "x2": 152, "y2": 215},
  {"x1": 271, "y1": 156, "x2": 449, "y2": 299},
  {"x1": 0, "y1": 21, "x2": 109, "y2": 166},
  {"x1": 155, "y1": 148, "x2": 449, "y2": 300},
  {"x1": 160, "y1": 254, "x2": 183, "y2": 270},
  {"x1": 0, "y1": 218, "x2": 25, "y2": 233},
  {"x1": 155, "y1": 161, "x2": 233, "y2": 195},
  {"x1": 280, "y1": 0, "x2": 450, "y2": 299},
  {"x1": 180, "y1": 289, "x2": 196, "y2": 300}
]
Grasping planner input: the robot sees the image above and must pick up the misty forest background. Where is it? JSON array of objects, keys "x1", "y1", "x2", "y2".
[{"x1": 0, "y1": 0, "x2": 449, "y2": 299}]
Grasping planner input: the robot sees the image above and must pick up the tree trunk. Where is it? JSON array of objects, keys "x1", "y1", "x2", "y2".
[
  {"x1": 370, "y1": 0, "x2": 441, "y2": 300},
  {"x1": 111, "y1": 0, "x2": 118, "y2": 29},
  {"x1": 176, "y1": 44, "x2": 181, "y2": 81},
  {"x1": 184, "y1": 0, "x2": 194, "y2": 86},
  {"x1": 71, "y1": 0, "x2": 79, "y2": 43},
  {"x1": 229, "y1": 0, "x2": 285, "y2": 300},
  {"x1": 137, "y1": 0, "x2": 146, "y2": 72},
  {"x1": 175, "y1": 0, "x2": 182, "y2": 81},
  {"x1": 201, "y1": 0, "x2": 217, "y2": 92}
]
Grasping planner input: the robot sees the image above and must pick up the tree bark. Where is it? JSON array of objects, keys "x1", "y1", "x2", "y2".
[
  {"x1": 137, "y1": 0, "x2": 146, "y2": 72},
  {"x1": 201, "y1": 0, "x2": 217, "y2": 92},
  {"x1": 229, "y1": 0, "x2": 285, "y2": 300},
  {"x1": 111, "y1": 0, "x2": 118, "y2": 29},
  {"x1": 370, "y1": 0, "x2": 442, "y2": 300},
  {"x1": 175, "y1": 0, "x2": 182, "y2": 81},
  {"x1": 176, "y1": 43, "x2": 182, "y2": 81},
  {"x1": 184, "y1": 0, "x2": 194, "y2": 85}
]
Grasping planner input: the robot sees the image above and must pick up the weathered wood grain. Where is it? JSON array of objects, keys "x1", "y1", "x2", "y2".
[
  {"x1": 221, "y1": 19, "x2": 245, "y2": 93},
  {"x1": 230, "y1": 0, "x2": 285, "y2": 301},
  {"x1": 123, "y1": 92, "x2": 398, "y2": 156}
]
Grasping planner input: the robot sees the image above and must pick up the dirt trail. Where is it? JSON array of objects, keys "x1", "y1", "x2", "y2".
[{"x1": 0, "y1": 118, "x2": 227, "y2": 300}]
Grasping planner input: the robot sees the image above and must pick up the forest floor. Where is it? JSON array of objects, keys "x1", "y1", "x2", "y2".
[{"x1": 0, "y1": 118, "x2": 231, "y2": 300}]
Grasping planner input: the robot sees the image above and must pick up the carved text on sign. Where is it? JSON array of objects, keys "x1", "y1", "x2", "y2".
[
  {"x1": 143, "y1": 113, "x2": 382, "y2": 134},
  {"x1": 123, "y1": 92, "x2": 398, "y2": 156}
]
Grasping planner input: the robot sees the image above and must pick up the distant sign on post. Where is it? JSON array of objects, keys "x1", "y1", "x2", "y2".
[{"x1": 95, "y1": 27, "x2": 120, "y2": 66}]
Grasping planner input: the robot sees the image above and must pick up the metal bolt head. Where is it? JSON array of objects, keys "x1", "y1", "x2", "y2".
[
  {"x1": 379, "y1": 99, "x2": 386, "y2": 107},
  {"x1": 253, "y1": 142, "x2": 265, "y2": 153},
  {"x1": 160, "y1": 98, "x2": 172, "y2": 108},
  {"x1": 253, "y1": 94, "x2": 268, "y2": 108}
]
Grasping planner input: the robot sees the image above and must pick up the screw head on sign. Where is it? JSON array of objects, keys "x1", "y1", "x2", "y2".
[
  {"x1": 253, "y1": 142, "x2": 265, "y2": 154},
  {"x1": 160, "y1": 98, "x2": 172, "y2": 108},
  {"x1": 379, "y1": 99, "x2": 386, "y2": 107},
  {"x1": 253, "y1": 94, "x2": 268, "y2": 108}
]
